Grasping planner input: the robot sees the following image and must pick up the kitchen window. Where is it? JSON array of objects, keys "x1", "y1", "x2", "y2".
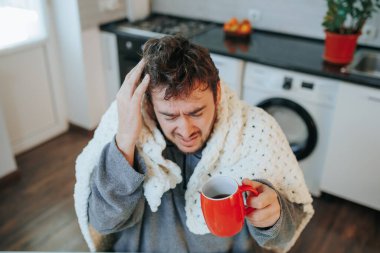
[{"x1": 0, "y1": 0, "x2": 46, "y2": 51}]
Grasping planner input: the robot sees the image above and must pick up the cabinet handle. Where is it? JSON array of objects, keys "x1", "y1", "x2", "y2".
[{"x1": 368, "y1": 96, "x2": 380, "y2": 103}]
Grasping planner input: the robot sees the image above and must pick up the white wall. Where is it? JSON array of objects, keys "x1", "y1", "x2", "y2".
[
  {"x1": 78, "y1": 0, "x2": 126, "y2": 30},
  {"x1": 52, "y1": 0, "x2": 111, "y2": 129},
  {"x1": 52, "y1": 0, "x2": 92, "y2": 129},
  {"x1": 152, "y1": 0, "x2": 380, "y2": 48}
]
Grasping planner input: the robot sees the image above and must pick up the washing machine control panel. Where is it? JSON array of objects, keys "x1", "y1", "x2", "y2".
[{"x1": 243, "y1": 62, "x2": 339, "y2": 107}]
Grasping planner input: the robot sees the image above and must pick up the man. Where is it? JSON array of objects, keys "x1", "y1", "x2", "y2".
[{"x1": 75, "y1": 35, "x2": 314, "y2": 253}]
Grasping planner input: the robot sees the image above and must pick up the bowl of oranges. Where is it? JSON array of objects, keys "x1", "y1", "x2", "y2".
[{"x1": 223, "y1": 18, "x2": 252, "y2": 38}]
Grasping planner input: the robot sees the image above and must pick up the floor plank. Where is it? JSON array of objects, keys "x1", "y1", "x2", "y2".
[{"x1": 0, "y1": 130, "x2": 379, "y2": 252}]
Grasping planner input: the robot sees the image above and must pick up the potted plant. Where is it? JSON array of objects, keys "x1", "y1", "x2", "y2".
[{"x1": 322, "y1": 0, "x2": 380, "y2": 64}]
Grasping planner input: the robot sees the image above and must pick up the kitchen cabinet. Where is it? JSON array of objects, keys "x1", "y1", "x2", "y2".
[
  {"x1": 321, "y1": 82, "x2": 380, "y2": 210},
  {"x1": 210, "y1": 53, "x2": 245, "y2": 98},
  {"x1": 0, "y1": 46, "x2": 61, "y2": 154},
  {"x1": 100, "y1": 31, "x2": 121, "y2": 106},
  {"x1": 0, "y1": 105, "x2": 17, "y2": 177}
]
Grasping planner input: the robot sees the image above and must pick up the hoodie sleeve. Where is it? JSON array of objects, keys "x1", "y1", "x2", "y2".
[
  {"x1": 88, "y1": 136, "x2": 147, "y2": 234},
  {"x1": 247, "y1": 179, "x2": 310, "y2": 253}
]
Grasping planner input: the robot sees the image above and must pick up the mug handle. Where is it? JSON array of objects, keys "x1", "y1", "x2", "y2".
[{"x1": 238, "y1": 184, "x2": 259, "y2": 216}]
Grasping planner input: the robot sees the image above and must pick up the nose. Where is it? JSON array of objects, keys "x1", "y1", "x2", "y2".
[{"x1": 177, "y1": 116, "x2": 194, "y2": 139}]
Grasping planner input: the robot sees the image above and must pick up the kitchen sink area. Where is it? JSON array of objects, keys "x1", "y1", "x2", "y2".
[{"x1": 347, "y1": 49, "x2": 380, "y2": 78}]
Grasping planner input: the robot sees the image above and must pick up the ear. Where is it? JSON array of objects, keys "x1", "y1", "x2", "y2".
[
  {"x1": 216, "y1": 81, "x2": 221, "y2": 105},
  {"x1": 145, "y1": 95, "x2": 156, "y2": 120}
]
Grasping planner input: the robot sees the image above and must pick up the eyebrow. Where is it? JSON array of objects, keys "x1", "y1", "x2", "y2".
[{"x1": 158, "y1": 105, "x2": 206, "y2": 117}]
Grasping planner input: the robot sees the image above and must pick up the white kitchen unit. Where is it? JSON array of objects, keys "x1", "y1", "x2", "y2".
[
  {"x1": 0, "y1": 105, "x2": 17, "y2": 178},
  {"x1": 100, "y1": 31, "x2": 121, "y2": 106},
  {"x1": 321, "y1": 82, "x2": 380, "y2": 210},
  {"x1": 210, "y1": 53, "x2": 245, "y2": 98}
]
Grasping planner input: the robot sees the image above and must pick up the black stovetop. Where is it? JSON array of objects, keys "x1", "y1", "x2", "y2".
[{"x1": 116, "y1": 15, "x2": 216, "y2": 38}]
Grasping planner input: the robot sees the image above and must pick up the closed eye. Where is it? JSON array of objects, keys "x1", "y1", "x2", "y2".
[
  {"x1": 187, "y1": 106, "x2": 206, "y2": 117},
  {"x1": 190, "y1": 113, "x2": 202, "y2": 117},
  {"x1": 165, "y1": 116, "x2": 178, "y2": 121}
]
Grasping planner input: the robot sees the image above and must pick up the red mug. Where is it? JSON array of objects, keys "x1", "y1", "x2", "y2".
[{"x1": 200, "y1": 176, "x2": 259, "y2": 237}]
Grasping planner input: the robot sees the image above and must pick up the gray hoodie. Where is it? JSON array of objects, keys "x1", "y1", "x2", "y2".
[{"x1": 88, "y1": 137, "x2": 305, "y2": 252}]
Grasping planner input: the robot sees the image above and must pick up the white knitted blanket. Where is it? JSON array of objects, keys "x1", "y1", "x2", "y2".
[{"x1": 74, "y1": 82, "x2": 314, "y2": 253}]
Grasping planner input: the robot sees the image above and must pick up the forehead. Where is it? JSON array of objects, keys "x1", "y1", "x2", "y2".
[{"x1": 150, "y1": 87, "x2": 213, "y2": 109}]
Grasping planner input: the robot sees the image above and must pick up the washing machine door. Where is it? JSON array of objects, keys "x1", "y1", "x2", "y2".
[{"x1": 257, "y1": 97, "x2": 317, "y2": 161}]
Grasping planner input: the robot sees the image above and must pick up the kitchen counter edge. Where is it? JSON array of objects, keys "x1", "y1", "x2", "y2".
[{"x1": 99, "y1": 18, "x2": 380, "y2": 90}]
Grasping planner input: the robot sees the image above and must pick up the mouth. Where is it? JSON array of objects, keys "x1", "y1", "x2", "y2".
[{"x1": 178, "y1": 134, "x2": 199, "y2": 147}]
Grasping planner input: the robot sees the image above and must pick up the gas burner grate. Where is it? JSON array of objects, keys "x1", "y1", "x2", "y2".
[{"x1": 118, "y1": 16, "x2": 215, "y2": 38}]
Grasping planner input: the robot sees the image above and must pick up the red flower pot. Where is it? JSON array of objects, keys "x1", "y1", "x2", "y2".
[{"x1": 323, "y1": 31, "x2": 361, "y2": 65}]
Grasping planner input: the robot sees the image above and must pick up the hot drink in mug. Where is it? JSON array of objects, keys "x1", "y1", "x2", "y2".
[{"x1": 200, "y1": 176, "x2": 259, "y2": 237}]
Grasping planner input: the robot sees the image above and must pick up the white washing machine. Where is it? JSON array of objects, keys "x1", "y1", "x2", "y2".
[{"x1": 242, "y1": 62, "x2": 339, "y2": 196}]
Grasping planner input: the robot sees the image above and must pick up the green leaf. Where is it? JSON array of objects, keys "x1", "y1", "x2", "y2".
[{"x1": 322, "y1": 0, "x2": 380, "y2": 33}]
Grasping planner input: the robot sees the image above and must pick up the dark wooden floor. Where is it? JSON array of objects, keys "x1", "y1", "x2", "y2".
[
  {"x1": 0, "y1": 130, "x2": 379, "y2": 252},
  {"x1": 0, "y1": 129, "x2": 90, "y2": 251}
]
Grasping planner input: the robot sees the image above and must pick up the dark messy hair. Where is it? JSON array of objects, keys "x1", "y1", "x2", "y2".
[{"x1": 142, "y1": 35, "x2": 219, "y2": 101}]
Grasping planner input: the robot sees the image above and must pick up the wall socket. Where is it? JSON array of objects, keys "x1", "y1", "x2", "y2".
[
  {"x1": 248, "y1": 9, "x2": 261, "y2": 24},
  {"x1": 98, "y1": 0, "x2": 122, "y2": 12},
  {"x1": 361, "y1": 24, "x2": 377, "y2": 42}
]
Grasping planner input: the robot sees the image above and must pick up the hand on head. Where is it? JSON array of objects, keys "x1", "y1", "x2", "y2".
[{"x1": 115, "y1": 59, "x2": 150, "y2": 165}]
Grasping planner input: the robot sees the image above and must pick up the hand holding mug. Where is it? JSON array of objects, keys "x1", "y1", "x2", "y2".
[{"x1": 242, "y1": 178, "x2": 281, "y2": 228}]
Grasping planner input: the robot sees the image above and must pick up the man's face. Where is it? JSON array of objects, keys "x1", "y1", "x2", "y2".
[{"x1": 150, "y1": 84, "x2": 219, "y2": 154}]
